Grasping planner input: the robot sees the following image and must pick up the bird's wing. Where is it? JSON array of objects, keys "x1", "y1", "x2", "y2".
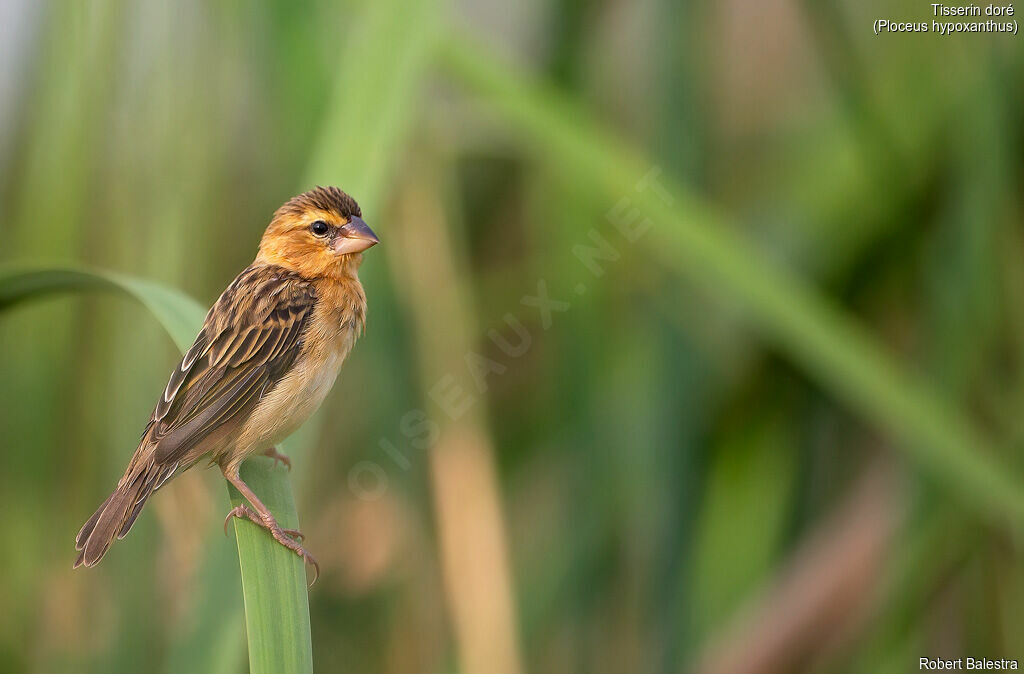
[
  {"x1": 145, "y1": 264, "x2": 317, "y2": 467},
  {"x1": 75, "y1": 265, "x2": 316, "y2": 562}
]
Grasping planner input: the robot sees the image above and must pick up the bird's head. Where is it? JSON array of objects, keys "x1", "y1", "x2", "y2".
[{"x1": 256, "y1": 186, "x2": 379, "y2": 279}]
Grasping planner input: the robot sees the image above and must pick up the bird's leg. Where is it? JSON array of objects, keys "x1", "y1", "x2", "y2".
[
  {"x1": 263, "y1": 447, "x2": 292, "y2": 470},
  {"x1": 221, "y1": 466, "x2": 318, "y2": 583}
]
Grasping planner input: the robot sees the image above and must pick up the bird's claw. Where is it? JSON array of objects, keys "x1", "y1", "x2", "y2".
[
  {"x1": 222, "y1": 504, "x2": 316, "y2": 584},
  {"x1": 223, "y1": 504, "x2": 260, "y2": 534},
  {"x1": 300, "y1": 549, "x2": 320, "y2": 585},
  {"x1": 263, "y1": 448, "x2": 292, "y2": 471},
  {"x1": 270, "y1": 527, "x2": 319, "y2": 585}
]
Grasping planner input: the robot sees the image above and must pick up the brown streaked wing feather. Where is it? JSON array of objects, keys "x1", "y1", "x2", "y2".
[
  {"x1": 155, "y1": 332, "x2": 209, "y2": 420},
  {"x1": 149, "y1": 265, "x2": 316, "y2": 466}
]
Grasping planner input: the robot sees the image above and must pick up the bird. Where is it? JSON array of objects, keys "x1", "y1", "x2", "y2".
[{"x1": 74, "y1": 186, "x2": 379, "y2": 581}]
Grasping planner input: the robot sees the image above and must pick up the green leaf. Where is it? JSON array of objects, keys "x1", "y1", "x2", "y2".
[
  {"x1": 228, "y1": 457, "x2": 313, "y2": 674},
  {"x1": 0, "y1": 265, "x2": 311, "y2": 674},
  {"x1": 0, "y1": 266, "x2": 205, "y2": 351},
  {"x1": 438, "y1": 36, "x2": 1024, "y2": 529},
  {"x1": 690, "y1": 406, "x2": 797, "y2": 641}
]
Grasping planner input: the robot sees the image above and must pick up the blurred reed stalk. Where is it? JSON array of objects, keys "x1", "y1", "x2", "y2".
[
  {"x1": 388, "y1": 162, "x2": 525, "y2": 674},
  {"x1": 696, "y1": 455, "x2": 902, "y2": 674}
]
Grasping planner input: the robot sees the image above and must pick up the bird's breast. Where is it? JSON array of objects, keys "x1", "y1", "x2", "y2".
[{"x1": 232, "y1": 302, "x2": 361, "y2": 462}]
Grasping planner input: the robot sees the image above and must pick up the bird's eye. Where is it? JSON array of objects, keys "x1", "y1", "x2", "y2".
[{"x1": 310, "y1": 221, "x2": 330, "y2": 237}]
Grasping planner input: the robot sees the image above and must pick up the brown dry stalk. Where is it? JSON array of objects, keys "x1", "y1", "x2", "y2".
[
  {"x1": 695, "y1": 456, "x2": 903, "y2": 674},
  {"x1": 388, "y1": 165, "x2": 525, "y2": 674}
]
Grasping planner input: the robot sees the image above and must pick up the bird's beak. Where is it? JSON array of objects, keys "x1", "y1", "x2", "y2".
[{"x1": 333, "y1": 216, "x2": 380, "y2": 255}]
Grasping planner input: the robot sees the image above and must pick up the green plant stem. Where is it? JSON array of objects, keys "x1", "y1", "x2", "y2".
[{"x1": 228, "y1": 457, "x2": 313, "y2": 674}]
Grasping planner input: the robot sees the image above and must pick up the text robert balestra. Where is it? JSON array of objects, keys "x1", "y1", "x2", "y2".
[{"x1": 920, "y1": 658, "x2": 1019, "y2": 670}]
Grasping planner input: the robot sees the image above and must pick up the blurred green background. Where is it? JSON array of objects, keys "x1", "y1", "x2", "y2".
[{"x1": 2, "y1": 0, "x2": 1023, "y2": 672}]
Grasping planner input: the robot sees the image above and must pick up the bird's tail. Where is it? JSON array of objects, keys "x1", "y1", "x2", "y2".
[{"x1": 74, "y1": 460, "x2": 174, "y2": 568}]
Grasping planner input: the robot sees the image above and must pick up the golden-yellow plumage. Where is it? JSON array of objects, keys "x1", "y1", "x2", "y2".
[{"x1": 75, "y1": 186, "x2": 378, "y2": 579}]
